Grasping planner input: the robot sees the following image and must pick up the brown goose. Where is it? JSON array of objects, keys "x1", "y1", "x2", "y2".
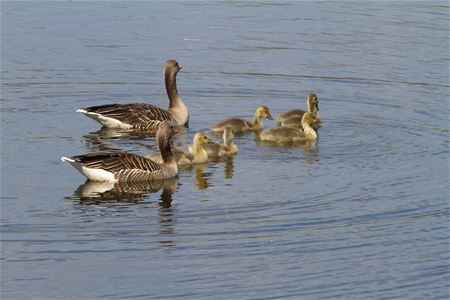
[
  {"x1": 259, "y1": 112, "x2": 319, "y2": 143},
  {"x1": 77, "y1": 60, "x2": 188, "y2": 131},
  {"x1": 210, "y1": 105, "x2": 273, "y2": 134},
  {"x1": 148, "y1": 132, "x2": 211, "y2": 165},
  {"x1": 61, "y1": 122, "x2": 178, "y2": 182},
  {"x1": 277, "y1": 93, "x2": 320, "y2": 125},
  {"x1": 202, "y1": 126, "x2": 238, "y2": 158}
]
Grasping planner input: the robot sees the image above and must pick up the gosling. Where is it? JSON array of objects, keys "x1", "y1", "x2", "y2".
[
  {"x1": 259, "y1": 112, "x2": 320, "y2": 143},
  {"x1": 211, "y1": 105, "x2": 273, "y2": 134},
  {"x1": 148, "y1": 132, "x2": 211, "y2": 165},
  {"x1": 202, "y1": 126, "x2": 238, "y2": 158}
]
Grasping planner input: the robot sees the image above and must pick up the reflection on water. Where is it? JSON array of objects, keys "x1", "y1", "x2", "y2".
[
  {"x1": 159, "y1": 188, "x2": 176, "y2": 247},
  {"x1": 177, "y1": 163, "x2": 212, "y2": 190},
  {"x1": 2, "y1": 1, "x2": 448, "y2": 299},
  {"x1": 82, "y1": 126, "x2": 189, "y2": 153},
  {"x1": 69, "y1": 177, "x2": 179, "y2": 205},
  {"x1": 67, "y1": 178, "x2": 179, "y2": 247},
  {"x1": 82, "y1": 128, "x2": 157, "y2": 152},
  {"x1": 222, "y1": 157, "x2": 235, "y2": 179},
  {"x1": 256, "y1": 138, "x2": 318, "y2": 151},
  {"x1": 209, "y1": 156, "x2": 236, "y2": 179}
]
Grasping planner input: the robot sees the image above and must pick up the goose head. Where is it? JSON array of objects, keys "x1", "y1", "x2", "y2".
[
  {"x1": 164, "y1": 59, "x2": 182, "y2": 77},
  {"x1": 255, "y1": 105, "x2": 273, "y2": 120}
]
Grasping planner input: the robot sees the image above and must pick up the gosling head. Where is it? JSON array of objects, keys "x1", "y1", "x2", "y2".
[
  {"x1": 164, "y1": 59, "x2": 182, "y2": 76},
  {"x1": 223, "y1": 126, "x2": 234, "y2": 145},
  {"x1": 256, "y1": 105, "x2": 273, "y2": 120},
  {"x1": 302, "y1": 112, "x2": 321, "y2": 127},
  {"x1": 193, "y1": 132, "x2": 212, "y2": 146},
  {"x1": 307, "y1": 93, "x2": 319, "y2": 113}
]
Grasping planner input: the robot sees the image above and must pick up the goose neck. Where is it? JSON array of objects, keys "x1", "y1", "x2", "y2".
[{"x1": 159, "y1": 136, "x2": 176, "y2": 165}]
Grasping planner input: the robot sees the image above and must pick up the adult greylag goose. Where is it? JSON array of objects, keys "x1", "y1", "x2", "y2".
[
  {"x1": 148, "y1": 132, "x2": 211, "y2": 165},
  {"x1": 77, "y1": 60, "x2": 188, "y2": 131},
  {"x1": 61, "y1": 122, "x2": 178, "y2": 182},
  {"x1": 277, "y1": 93, "x2": 320, "y2": 124},
  {"x1": 259, "y1": 112, "x2": 320, "y2": 143},
  {"x1": 210, "y1": 105, "x2": 273, "y2": 134},
  {"x1": 202, "y1": 126, "x2": 238, "y2": 158}
]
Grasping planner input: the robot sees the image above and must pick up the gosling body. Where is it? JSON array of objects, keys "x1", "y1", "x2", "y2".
[
  {"x1": 211, "y1": 105, "x2": 273, "y2": 134},
  {"x1": 148, "y1": 132, "x2": 211, "y2": 165},
  {"x1": 203, "y1": 126, "x2": 238, "y2": 158},
  {"x1": 259, "y1": 112, "x2": 319, "y2": 143}
]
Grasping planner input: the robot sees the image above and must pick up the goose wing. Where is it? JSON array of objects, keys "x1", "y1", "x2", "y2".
[
  {"x1": 84, "y1": 103, "x2": 175, "y2": 129},
  {"x1": 72, "y1": 152, "x2": 163, "y2": 181}
]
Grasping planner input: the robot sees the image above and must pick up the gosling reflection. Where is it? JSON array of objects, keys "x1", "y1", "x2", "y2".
[
  {"x1": 72, "y1": 177, "x2": 178, "y2": 205},
  {"x1": 179, "y1": 163, "x2": 212, "y2": 189},
  {"x1": 222, "y1": 157, "x2": 235, "y2": 179},
  {"x1": 180, "y1": 157, "x2": 235, "y2": 190},
  {"x1": 255, "y1": 138, "x2": 318, "y2": 150},
  {"x1": 208, "y1": 156, "x2": 235, "y2": 179}
]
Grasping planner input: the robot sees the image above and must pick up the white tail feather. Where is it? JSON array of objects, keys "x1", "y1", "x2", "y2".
[
  {"x1": 77, "y1": 109, "x2": 133, "y2": 129},
  {"x1": 61, "y1": 156, "x2": 75, "y2": 163},
  {"x1": 61, "y1": 156, "x2": 116, "y2": 182}
]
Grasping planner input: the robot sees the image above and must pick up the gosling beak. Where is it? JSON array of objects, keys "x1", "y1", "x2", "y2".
[{"x1": 266, "y1": 113, "x2": 273, "y2": 120}]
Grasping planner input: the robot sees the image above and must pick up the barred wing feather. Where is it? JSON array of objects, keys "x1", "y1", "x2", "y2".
[
  {"x1": 85, "y1": 103, "x2": 175, "y2": 130},
  {"x1": 72, "y1": 152, "x2": 163, "y2": 181}
]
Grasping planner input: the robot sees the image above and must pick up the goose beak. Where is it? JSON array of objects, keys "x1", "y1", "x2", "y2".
[{"x1": 267, "y1": 113, "x2": 273, "y2": 120}]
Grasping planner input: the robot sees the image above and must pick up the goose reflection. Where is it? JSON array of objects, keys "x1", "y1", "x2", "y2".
[
  {"x1": 82, "y1": 126, "x2": 188, "y2": 153},
  {"x1": 72, "y1": 177, "x2": 179, "y2": 205},
  {"x1": 158, "y1": 188, "x2": 176, "y2": 247}
]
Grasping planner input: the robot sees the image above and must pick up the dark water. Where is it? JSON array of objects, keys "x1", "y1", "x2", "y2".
[{"x1": 1, "y1": 1, "x2": 449, "y2": 299}]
